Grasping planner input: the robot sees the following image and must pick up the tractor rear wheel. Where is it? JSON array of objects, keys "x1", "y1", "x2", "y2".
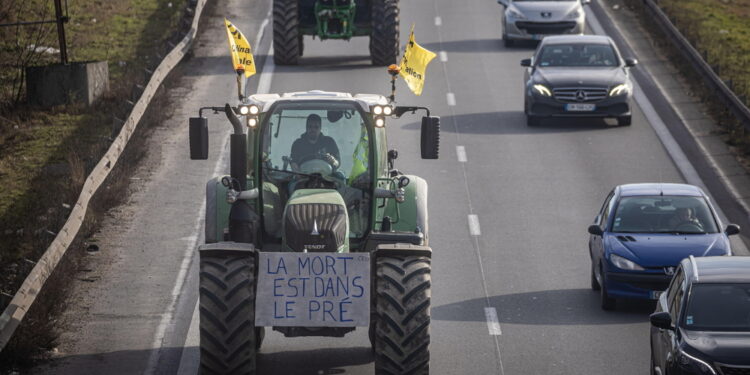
[
  {"x1": 273, "y1": 0, "x2": 300, "y2": 65},
  {"x1": 370, "y1": 0, "x2": 400, "y2": 66},
  {"x1": 199, "y1": 251, "x2": 257, "y2": 374},
  {"x1": 373, "y1": 255, "x2": 431, "y2": 374}
]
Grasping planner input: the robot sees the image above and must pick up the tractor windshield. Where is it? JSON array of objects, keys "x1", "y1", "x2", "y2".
[{"x1": 259, "y1": 102, "x2": 372, "y2": 240}]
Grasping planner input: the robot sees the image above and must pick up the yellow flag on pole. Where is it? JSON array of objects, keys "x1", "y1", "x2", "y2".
[
  {"x1": 224, "y1": 18, "x2": 256, "y2": 78},
  {"x1": 398, "y1": 26, "x2": 436, "y2": 96}
]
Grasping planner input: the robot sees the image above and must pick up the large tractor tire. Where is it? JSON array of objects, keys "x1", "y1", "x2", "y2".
[
  {"x1": 273, "y1": 0, "x2": 301, "y2": 65},
  {"x1": 373, "y1": 255, "x2": 431, "y2": 374},
  {"x1": 199, "y1": 250, "x2": 257, "y2": 374},
  {"x1": 369, "y1": 0, "x2": 400, "y2": 66}
]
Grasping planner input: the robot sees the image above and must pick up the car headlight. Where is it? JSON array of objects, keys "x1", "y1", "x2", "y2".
[
  {"x1": 532, "y1": 84, "x2": 552, "y2": 97},
  {"x1": 609, "y1": 84, "x2": 629, "y2": 96},
  {"x1": 609, "y1": 254, "x2": 645, "y2": 271},
  {"x1": 567, "y1": 10, "x2": 581, "y2": 19},
  {"x1": 507, "y1": 9, "x2": 526, "y2": 19},
  {"x1": 677, "y1": 349, "x2": 716, "y2": 375}
]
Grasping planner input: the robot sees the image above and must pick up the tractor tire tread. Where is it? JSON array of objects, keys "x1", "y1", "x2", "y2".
[
  {"x1": 273, "y1": 0, "x2": 300, "y2": 65},
  {"x1": 370, "y1": 0, "x2": 400, "y2": 66}
]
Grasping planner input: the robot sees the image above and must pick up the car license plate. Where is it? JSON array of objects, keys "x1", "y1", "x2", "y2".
[
  {"x1": 565, "y1": 103, "x2": 596, "y2": 112},
  {"x1": 650, "y1": 291, "x2": 662, "y2": 300}
]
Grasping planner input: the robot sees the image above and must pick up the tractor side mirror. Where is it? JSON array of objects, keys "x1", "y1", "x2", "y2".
[
  {"x1": 420, "y1": 116, "x2": 440, "y2": 159},
  {"x1": 520, "y1": 58, "x2": 532, "y2": 67},
  {"x1": 189, "y1": 117, "x2": 209, "y2": 160}
]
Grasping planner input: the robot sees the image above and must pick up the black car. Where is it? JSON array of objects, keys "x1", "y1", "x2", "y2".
[
  {"x1": 521, "y1": 35, "x2": 637, "y2": 126},
  {"x1": 650, "y1": 256, "x2": 750, "y2": 375}
]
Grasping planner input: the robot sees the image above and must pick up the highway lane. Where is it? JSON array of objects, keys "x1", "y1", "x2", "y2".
[{"x1": 31, "y1": 0, "x2": 747, "y2": 374}]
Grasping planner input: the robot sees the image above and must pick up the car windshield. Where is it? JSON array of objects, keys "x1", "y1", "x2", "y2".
[
  {"x1": 683, "y1": 283, "x2": 750, "y2": 331},
  {"x1": 537, "y1": 43, "x2": 619, "y2": 67},
  {"x1": 611, "y1": 195, "x2": 719, "y2": 234},
  {"x1": 260, "y1": 102, "x2": 372, "y2": 239}
]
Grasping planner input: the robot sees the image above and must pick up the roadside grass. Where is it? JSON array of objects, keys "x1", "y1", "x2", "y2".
[
  {"x1": 655, "y1": 0, "x2": 750, "y2": 153},
  {"x1": 0, "y1": 0, "x2": 188, "y2": 369}
]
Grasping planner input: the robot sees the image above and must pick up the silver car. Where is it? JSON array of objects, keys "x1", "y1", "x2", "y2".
[{"x1": 498, "y1": 0, "x2": 589, "y2": 47}]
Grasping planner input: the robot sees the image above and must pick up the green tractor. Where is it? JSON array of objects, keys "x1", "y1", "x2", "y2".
[
  {"x1": 189, "y1": 87, "x2": 439, "y2": 374},
  {"x1": 273, "y1": 0, "x2": 399, "y2": 65}
]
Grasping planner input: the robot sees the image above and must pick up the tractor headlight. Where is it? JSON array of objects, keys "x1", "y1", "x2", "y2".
[
  {"x1": 247, "y1": 116, "x2": 258, "y2": 127},
  {"x1": 609, "y1": 254, "x2": 645, "y2": 271},
  {"x1": 238, "y1": 105, "x2": 250, "y2": 115},
  {"x1": 375, "y1": 116, "x2": 385, "y2": 127},
  {"x1": 373, "y1": 105, "x2": 393, "y2": 116},
  {"x1": 532, "y1": 84, "x2": 552, "y2": 97},
  {"x1": 248, "y1": 104, "x2": 260, "y2": 115},
  {"x1": 609, "y1": 84, "x2": 629, "y2": 97},
  {"x1": 373, "y1": 105, "x2": 383, "y2": 115},
  {"x1": 383, "y1": 105, "x2": 392, "y2": 115}
]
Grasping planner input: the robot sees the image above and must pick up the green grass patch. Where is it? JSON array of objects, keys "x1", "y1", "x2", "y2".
[{"x1": 660, "y1": 0, "x2": 750, "y2": 105}]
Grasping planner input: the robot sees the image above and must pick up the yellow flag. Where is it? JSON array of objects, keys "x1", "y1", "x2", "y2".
[
  {"x1": 398, "y1": 26, "x2": 436, "y2": 96},
  {"x1": 224, "y1": 18, "x2": 256, "y2": 77}
]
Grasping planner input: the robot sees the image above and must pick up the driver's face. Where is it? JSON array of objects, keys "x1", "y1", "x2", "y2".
[{"x1": 306, "y1": 121, "x2": 321, "y2": 141}]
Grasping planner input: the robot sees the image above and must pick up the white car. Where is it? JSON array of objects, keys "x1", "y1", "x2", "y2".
[{"x1": 498, "y1": 0, "x2": 589, "y2": 47}]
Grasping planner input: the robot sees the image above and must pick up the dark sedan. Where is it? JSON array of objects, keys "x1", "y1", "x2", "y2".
[
  {"x1": 650, "y1": 256, "x2": 750, "y2": 375},
  {"x1": 521, "y1": 35, "x2": 637, "y2": 126}
]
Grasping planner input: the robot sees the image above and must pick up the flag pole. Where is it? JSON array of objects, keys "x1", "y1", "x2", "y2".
[
  {"x1": 387, "y1": 64, "x2": 400, "y2": 104},
  {"x1": 235, "y1": 67, "x2": 245, "y2": 101}
]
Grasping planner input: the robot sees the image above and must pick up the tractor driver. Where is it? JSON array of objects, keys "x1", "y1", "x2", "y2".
[{"x1": 290, "y1": 114, "x2": 341, "y2": 171}]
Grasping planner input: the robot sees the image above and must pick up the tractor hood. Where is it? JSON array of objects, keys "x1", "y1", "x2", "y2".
[{"x1": 282, "y1": 189, "x2": 349, "y2": 253}]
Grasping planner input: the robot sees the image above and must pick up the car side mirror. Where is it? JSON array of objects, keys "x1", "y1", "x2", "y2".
[
  {"x1": 649, "y1": 312, "x2": 674, "y2": 331},
  {"x1": 189, "y1": 117, "x2": 209, "y2": 160},
  {"x1": 725, "y1": 224, "x2": 740, "y2": 236},
  {"x1": 588, "y1": 225, "x2": 603, "y2": 236},
  {"x1": 625, "y1": 58, "x2": 638, "y2": 67},
  {"x1": 520, "y1": 58, "x2": 532, "y2": 67},
  {"x1": 421, "y1": 116, "x2": 440, "y2": 159},
  {"x1": 581, "y1": 0, "x2": 591, "y2": 5},
  {"x1": 497, "y1": 0, "x2": 509, "y2": 6}
]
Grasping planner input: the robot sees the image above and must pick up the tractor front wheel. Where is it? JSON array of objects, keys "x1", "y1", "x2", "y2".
[
  {"x1": 373, "y1": 255, "x2": 431, "y2": 374},
  {"x1": 273, "y1": 0, "x2": 300, "y2": 65},
  {"x1": 199, "y1": 251, "x2": 257, "y2": 374},
  {"x1": 370, "y1": 0, "x2": 400, "y2": 66}
]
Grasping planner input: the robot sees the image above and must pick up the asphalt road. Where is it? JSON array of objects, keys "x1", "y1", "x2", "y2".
[{"x1": 32, "y1": 0, "x2": 748, "y2": 374}]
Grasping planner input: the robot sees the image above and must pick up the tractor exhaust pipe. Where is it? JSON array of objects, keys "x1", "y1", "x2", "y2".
[{"x1": 224, "y1": 104, "x2": 247, "y2": 191}]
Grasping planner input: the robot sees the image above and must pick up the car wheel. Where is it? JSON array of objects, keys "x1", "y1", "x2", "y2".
[
  {"x1": 617, "y1": 116, "x2": 632, "y2": 126},
  {"x1": 590, "y1": 260, "x2": 601, "y2": 291},
  {"x1": 526, "y1": 115, "x2": 540, "y2": 127},
  {"x1": 600, "y1": 264, "x2": 616, "y2": 310}
]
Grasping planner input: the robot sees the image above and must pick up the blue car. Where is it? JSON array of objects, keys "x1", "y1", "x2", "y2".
[{"x1": 587, "y1": 183, "x2": 740, "y2": 310}]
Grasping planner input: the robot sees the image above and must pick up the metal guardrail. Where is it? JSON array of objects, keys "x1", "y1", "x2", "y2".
[
  {"x1": 643, "y1": 0, "x2": 750, "y2": 130},
  {"x1": 0, "y1": 0, "x2": 208, "y2": 352}
]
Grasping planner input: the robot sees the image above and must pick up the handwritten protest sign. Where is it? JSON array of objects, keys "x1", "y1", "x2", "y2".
[{"x1": 256, "y1": 252, "x2": 370, "y2": 327}]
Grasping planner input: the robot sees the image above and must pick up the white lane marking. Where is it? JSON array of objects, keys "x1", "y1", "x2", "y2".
[
  {"x1": 439, "y1": 50, "x2": 448, "y2": 62},
  {"x1": 176, "y1": 302, "x2": 200, "y2": 375},
  {"x1": 485, "y1": 307, "x2": 502, "y2": 335},
  {"x1": 173, "y1": 13, "x2": 276, "y2": 374},
  {"x1": 447, "y1": 92, "x2": 456, "y2": 106},
  {"x1": 585, "y1": 7, "x2": 748, "y2": 254},
  {"x1": 435, "y1": 16, "x2": 442, "y2": 26},
  {"x1": 468, "y1": 214, "x2": 481, "y2": 236},
  {"x1": 456, "y1": 145, "x2": 467, "y2": 162}
]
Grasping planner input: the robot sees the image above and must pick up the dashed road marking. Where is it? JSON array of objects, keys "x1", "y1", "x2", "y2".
[
  {"x1": 485, "y1": 307, "x2": 502, "y2": 335},
  {"x1": 456, "y1": 145, "x2": 467, "y2": 162},
  {"x1": 440, "y1": 51, "x2": 448, "y2": 62},
  {"x1": 447, "y1": 92, "x2": 456, "y2": 106},
  {"x1": 468, "y1": 214, "x2": 481, "y2": 236},
  {"x1": 435, "y1": 16, "x2": 442, "y2": 26}
]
